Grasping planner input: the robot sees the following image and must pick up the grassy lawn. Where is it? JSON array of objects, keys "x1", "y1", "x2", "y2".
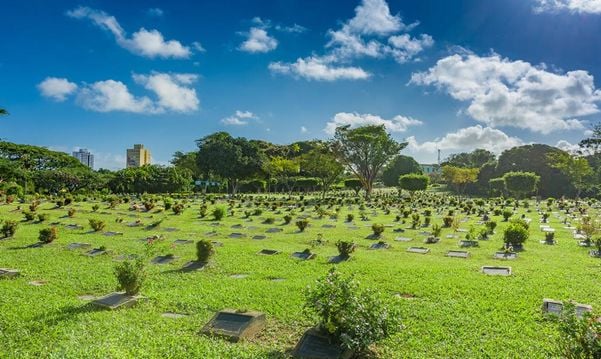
[{"x1": 0, "y1": 195, "x2": 599, "y2": 358}]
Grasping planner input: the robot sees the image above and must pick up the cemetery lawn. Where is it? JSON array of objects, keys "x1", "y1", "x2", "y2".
[{"x1": 0, "y1": 198, "x2": 599, "y2": 358}]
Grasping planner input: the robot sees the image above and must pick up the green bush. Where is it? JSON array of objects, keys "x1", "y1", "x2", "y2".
[
  {"x1": 503, "y1": 223, "x2": 529, "y2": 246},
  {"x1": 304, "y1": 268, "x2": 402, "y2": 353},
  {"x1": 114, "y1": 258, "x2": 146, "y2": 296},
  {"x1": 485, "y1": 221, "x2": 497, "y2": 234},
  {"x1": 443, "y1": 216, "x2": 454, "y2": 227},
  {"x1": 196, "y1": 240, "x2": 215, "y2": 263},
  {"x1": 502, "y1": 209, "x2": 513, "y2": 221},
  {"x1": 346, "y1": 213, "x2": 354, "y2": 222},
  {"x1": 554, "y1": 302, "x2": 600, "y2": 358},
  {"x1": 1, "y1": 220, "x2": 18, "y2": 237},
  {"x1": 89, "y1": 219, "x2": 106, "y2": 232},
  {"x1": 335, "y1": 241, "x2": 355, "y2": 258},
  {"x1": 39, "y1": 227, "x2": 58, "y2": 243},
  {"x1": 172, "y1": 203, "x2": 184, "y2": 215},
  {"x1": 283, "y1": 214, "x2": 292, "y2": 224},
  {"x1": 296, "y1": 219, "x2": 309, "y2": 232},
  {"x1": 431, "y1": 223, "x2": 442, "y2": 237},
  {"x1": 371, "y1": 223, "x2": 385, "y2": 236},
  {"x1": 212, "y1": 207, "x2": 226, "y2": 221},
  {"x1": 67, "y1": 208, "x2": 76, "y2": 218},
  {"x1": 22, "y1": 211, "x2": 35, "y2": 221},
  {"x1": 37, "y1": 213, "x2": 49, "y2": 222}
]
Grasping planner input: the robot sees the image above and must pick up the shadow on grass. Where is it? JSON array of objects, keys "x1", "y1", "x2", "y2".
[{"x1": 27, "y1": 302, "x2": 102, "y2": 332}]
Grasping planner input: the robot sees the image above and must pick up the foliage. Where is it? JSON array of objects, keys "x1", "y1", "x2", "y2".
[
  {"x1": 331, "y1": 125, "x2": 405, "y2": 198},
  {"x1": 108, "y1": 165, "x2": 193, "y2": 194},
  {"x1": 382, "y1": 155, "x2": 422, "y2": 186},
  {"x1": 335, "y1": 240, "x2": 355, "y2": 258},
  {"x1": 296, "y1": 219, "x2": 309, "y2": 232},
  {"x1": 1, "y1": 220, "x2": 18, "y2": 237},
  {"x1": 371, "y1": 223, "x2": 385, "y2": 236},
  {"x1": 304, "y1": 268, "x2": 402, "y2": 352},
  {"x1": 89, "y1": 219, "x2": 106, "y2": 232},
  {"x1": 212, "y1": 206, "x2": 226, "y2": 221},
  {"x1": 554, "y1": 302, "x2": 601, "y2": 358},
  {"x1": 300, "y1": 147, "x2": 344, "y2": 198},
  {"x1": 399, "y1": 173, "x2": 429, "y2": 192},
  {"x1": 196, "y1": 240, "x2": 215, "y2": 263},
  {"x1": 343, "y1": 178, "x2": 363, "y2": 195},
  {"x1": 442, "y1": 149, "x2": 496, "y2": 168},
  {"x1": 503, "y1": 171, "x2": 540, "y2": 198},
  {"x1": 503, "y1": 223, "x2": 529, "y2": 246},
  {"x1": 548, "y1": 151, "x2": 594, "y2": 198},
  {"x1": 114, "y1": 258, "x2": 146, "y2": 296},
  {"x1": 442, "y1": 166, "x2": 479, "y2": 194},
  {"x1": 38, "y1": 227, "x2": 58, "y2": 243}
]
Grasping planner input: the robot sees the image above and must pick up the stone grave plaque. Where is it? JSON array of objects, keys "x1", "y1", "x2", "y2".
[
  {"x1": 542, "y1": 227, "x2": 555, "y2": 233},
  {"x1": 162, "y1": 312, "x2": 188, "y2": 319},
  {"x1": 292, "y1": 251, "x2": 316, "y2": 260},
  {"x1": 28, "y1": 280, "x2": 47, "y2": 286},
  {"x1": 200, "y1": 309, "x2": 266, "y2": 342},
  {"x1": 0, "y1": 268, "x2": 20, "y2": 279},
  {"x1": 395, "y1": 237, "x2": 412, "y2": 242},
  {"x1": 446, "y1": 234, "x2": 457, "y2": 239},
  {"x1": 247, "y1": 226, "x2": 259, "y2": 231},
  {"x1": 446, "y1": 250, "x2": 469, "y2": 258},
  {"x1": 173, "y1": 239, "x2": 194, "y2": 245},
  {"x1": 266, "y1": 228, "x2": 283, "y2": 233},
  {"x1": 229, "y1": 232, "x2": 247, "y2": 239},
  {"x1": 103, "y1": 231, "x2": 123, "y2": 237},
  {"x1": 65, "y1": 224, "x2": 83, "y2": 230},
  {"x1": 67, "y1": 242, "x2": 91, "y2": 250},
  {"x1": 407, "y1": 247, "x2": 430, "y2": 254},
  {"x1": 204, "y1": 231, "x2": 218, "y2": 237},
  {"x1": 230, "y1": 273, "x2": 248, "y2": 279},
  {"x1": 542, "y1": 299, "x2": 593, "y2": 318},
  {"x1": 164, "y1": 227, "x2": 179, "y2": 232},
  {"x1": 493, "y1": 252, "x2": 517, "y2": 260},
  {"x1": 231, "y1": 224, "x2": 244, "y2": 229},
  {"x1": 211, "y1": 241, "x2": 224, "y2": 247},
  {"x1": 85, "y1": 248, "x2": 107, "y2": 257},
  {"x1": 292, "y1": 328, "x2": 353, "y2": 359},
  {"x1": 92, "y1": 292, "x2": 140, "y2": 310},
  {"x1": 321, "y1": 224, "x2": 336, "y2": 229},
  {"x1": 481, "y1": 266, "x2": 512, "y2": 276},
  {"x1": 328, "y1": 255, "x2": 349, "y2": 264},
  {"x1": 181, "y1": 261, "x2": 206, "y2": 272},
  {"x1": 393, "y1": 228, "x2": 405, "y2": 233},
  {"x1": 257, "y1": 249, "x2": 279, "y2": 255},
  {"x1": 369, "y1": 242, "x2": 389, "y2": 250},
  {"x1": 151, "y1": 255, "x2": 177, "y2": 264},
  {"x1": 459, "y1": 240, "x2": 479, "y2": 248},
  {"x1": 268, "y1": 277, "x2": 285, "y2": 282},
  {"x1": 252, "y1": 235, "x2": 267, "y2": 240}
]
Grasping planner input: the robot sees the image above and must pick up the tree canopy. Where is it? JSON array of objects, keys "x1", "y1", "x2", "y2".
[{"x1": 381, "y1": 155, "x2": 422, "y2": 187}]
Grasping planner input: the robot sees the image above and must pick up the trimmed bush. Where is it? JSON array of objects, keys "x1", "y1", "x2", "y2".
[
  {"x1": 503, "y1": 223, "x2": 529, "y2": 246},
  {"x1": 89, "y1": 219, "x2": 106, "y2": 232},
  {"x1": 196, "y1": 240, "x2": 215, "y2": 263},
  {"x1": 296, "y1": 219, "x2": 309, "y2": 232},
  {"x1": 39, "y1": 227, "x2": 58, "y2": 243},
  {"x1": 114, "y1": 258, "x2": 146, "y2": 296},
  {"x1": 212, "y1": 207, "x2": 226, "y2": 221},
  {"x1": 1, "y1": 220, "x2": 18, "y2": 237}
]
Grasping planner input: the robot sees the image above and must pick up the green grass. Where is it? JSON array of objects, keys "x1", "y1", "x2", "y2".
[{"x1": 0, "y1": 196, "x2": 599, "y2": 358}]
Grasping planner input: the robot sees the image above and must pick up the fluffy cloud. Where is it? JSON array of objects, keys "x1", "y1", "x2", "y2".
[
  {"x1": 76, "y1": 80, "x2": 157, "y2": 113},
  {"x1": 67, "y1": 6, "x2": 194, "y2": 59},
  {"x1": 269, "y1": 57, "x2": 370, "y2": 81},
  {"x1": 534, "y1": 0, "x2": 601, "y2": 14},
  {"x1": 323, "y1": 112, "x2": 422, "y2": 135},
  {"x1": 37, "y1": 77, "x2": 78, "y2": 101},
  {"x1": 555, "y1": 139, "x2": 581, "y2": 153},
  {"x1": 407, "y1": 125, "x2": 523, "y2": 154},
  {"x1": 411, "y1": 53, "x2": 601, "y2": 134},
  {"x1": 221, "y1": 110, "x2": 258, "y2": 125},
  {"x1": 133, "y1": 73, "x2": 199, "y2": 112},
  {"x1": 239, "y1": 27, "x2": 278, "y2": 53},
  {"x1": 40, "y1": 72, "x2": 199, "y2": 114},
  {"x1": 270, "y1": 0, "x2": 433, "y2": 81}
]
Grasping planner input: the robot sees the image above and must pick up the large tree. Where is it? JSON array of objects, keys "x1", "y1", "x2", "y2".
[
  {"x1": 442, "y1": 149, "x2": 495, "y2": 168},
  {"x1": 442, "y1": 165, "x2": 479, "y2": 194},
  {"x1": 195, "y1": 132, "x2": 264, "y2": 194},
  {"x1": 503, "y1": 171, "x2": 540, "y2": 198},
  {"x1": 331, "y1": 125, "x2": 405, "y2": 198},
  {"x1": 301, "y1": 147, "x2": 344, "y2": 198},
  {"x1": 264, "y1": 156, "x2": 300, "y2": 194},
  {"x1": 381, "y1": 155, "x2": 422, "y2": 187},
  {"x1": 171, "y1": 151, "x2": 201, "y2": 179},
  {"x1": 547, "y1": 151, "x2": 593, "y2": 198}
]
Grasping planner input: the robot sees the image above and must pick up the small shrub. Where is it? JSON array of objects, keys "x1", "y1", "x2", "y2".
[
  {"x1": 91, "y1": 204, "x2": 99, "y2": 212},
  {"x1": 212, "y1": 207, "x2": 226, "y2": 221},
  {"x1": 335, "y1": 240, "x2": 355, "y2": 258},
  {"x1": 503, "y1": 223, "x2": 529, "y2": 246},
  {"x1": 89, "y1": 219, "x2": 106, "y2": 232},
  {"x1": 263, "y1": 217, "x2": 275, "y2": 225},
  {"x1": 172, "y1": 203, "x2": 185, "y2": 215},
  {"x1": 196, "y1": 240, "x2": 215, "y2": 263},
  {"x1": 502, "y1": 209, "x2": 513, "y2": 221},
  {"x1": 37, "y1": 213, "x2": 48, "y2": 222},
  {"x1": 411, "y1": 213, "x2": 421, "y2": 229},
  {"x1": 1, "y1": 220, "x2": 18, "y2": 237},
  {"x1": 443, "y1": 216, "x2": 454, "y2": 227},
  {"x1": 485, "y1": 221, "x2": 497, "y2": 234},
  {"x1": 554, "y1": 302, "x2": 600, "y2": 358},
  {"x1": 431, "y1": 223, "x2": 442, "y2": 238},
  {"x1": 304, "y1": 268, "x2": 402, "y2": 353},
  {"x1": 39, "y1": 227, "x2": 58, "y2": 243},
  {"x1": 296, "y1": 219, "x2": 309, "y2": 232},
  {"x1": 545, "y1": 232, "x2": 555, "y2": 243},
  {"x1": 346, "y1": 213, "x2": 354, "y2": 222},
  {"x1": 283, "y1": 214, "x2": 292, "y2": 224},
  {"x1": 164, "y1": 199, "x2": 173, "y2": 210},
  {"x1": 67, "y1": 208, "x2": 76, "y2": 218},
  {"x1": 114, "y1": 258, "x2": 146, "y2": 296},
  {"x1": 23, "y1": 211, "x2": 35, "y2": 221},
  {"x1": 199, "y1": 205, "x2": 208, "y2": 218},
  {"x1": 371, "y1": 223, "x2": 385, "y2": 237}
]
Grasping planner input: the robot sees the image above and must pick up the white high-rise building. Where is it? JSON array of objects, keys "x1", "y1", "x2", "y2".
[{"x1": 72, "y1": 148, "x2": 94, "y2": 169}]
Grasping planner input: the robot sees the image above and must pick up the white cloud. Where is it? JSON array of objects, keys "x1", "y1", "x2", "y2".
[
  {"x1": 324, "y1": 112, "x2": 422, "y2": 135},
  {"x1": 534, "y1": 0, "x2": 601, "y2": 14},
  {"x1": 407, "y1": 125, "x2": 523, "y2": 155},
  {"x1": 275, "y1": 23, "x2": 307, "y2": 33},
  {"x1": 133, "y1": 73, "x2": 199, "y2": 112},
  {"x1": 67, "y1": 6, "x2": 193, "y2": 59},
  {"x1": 221, "y1": 110, "x2": 258, "y2": 125},
  {"x1": 301, "y1": 126, "x2": 308, "y2": 134},
  {"x1": 76, "y1": 80, "x2": 158, "y2": 113},
  {"x1": 269, "y1": 57, "x2": 370, "y2": 81},
  {"x1": 411, "y1": 53, "x2": 601, "y2": 134},
  {"x1": 270, "y1": 0, "x2": 432, "y2": 81},
  {"x1": 37, "y1": 77, "x2": 78, "y2": 101},
  {"x1": 555, "y1": 139, "x2": 581, "y2": 154},
  {"x1": 147, "y1": 8, "x2": 164, "y2": 17},
  {"x1": 239, "y1": 27, "x2": 278, "y2": 53}
]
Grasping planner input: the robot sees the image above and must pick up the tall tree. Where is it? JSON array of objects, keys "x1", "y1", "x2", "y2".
[
  {"x1": 442, "y1": 165, "x2": 479, "y2": 194},
  {"x1": 195, "y1": 132, "x2": 264, "y2": 194},
  {"x1": 547, "y1": 152, "x2": 593, "y2": 198},
  {"x1": 578, "y1": 122, "x2": 601, "y2": 154},
  {"x1": 442, "y1": 149, "x2": 495, "y2": 168},
  {"x1": 264, "y1": 156, "x2": 300, "y2": 194},
  {"x1": 301, "y1": 147, "x2": 344, "y2": 198},
  {"x1": 171, "y1": 151, "x2": 201, "y2": 179},
  {"x1": 381, "y1": 155, "x2": 422, "y2": 187},
  {"x1": 503, "y1": 171, "x2": 540, "y2": 198},
  {"x1": 331, "y1": 125, "x2": 405, "y2": 198}
]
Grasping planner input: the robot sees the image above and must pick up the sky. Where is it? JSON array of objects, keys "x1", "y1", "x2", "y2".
[{"x1": 2, "y1": 0, "x2": 601, "y2": 169}]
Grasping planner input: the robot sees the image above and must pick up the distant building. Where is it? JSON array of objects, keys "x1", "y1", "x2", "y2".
[
  {"x1": 420, "y1": 163, "x2": 441, "y2": 175},
  {"x1": 126, "y1": 144, "x2": 151, "y2": 168},
  {"x1": 72, "y1": 148, "x2": 94, "y2": 169}
]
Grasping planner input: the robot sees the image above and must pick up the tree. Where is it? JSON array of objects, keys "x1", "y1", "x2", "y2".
[
  {"x1": 381, "y1": 155, "x2": 422, "y2": 187},
  {"x1": 344, "y1": 178, "x2": 363, "y2": 196},
  {"x1": 488, "y1": 177, "x2": 506, "y2": 196},
  {"x1": 578, "y1": 122, "x2": 601, "y2": 154},
  {"x1": 0, "y1": 108, "x2": 7, "y2": 116},
  {"x1": 196, "y1": 132, "x2": 264, "y2": 194},
  {"x1": 171, "y1": 151, "x2": 201, "y2": 179},
  {"x1": 331, "y1": 125, "x2": 405, "y2": 198},
  {"x1": 547, "y1": 151, "x2": 594, "y2": 198},
  {"x1": 441, "y1": 166, "x2": 479, "y2": 194},
  {"x1": 264, "y1": 156, "x2": 300, "y2": 194},
  {"x1": 107, "y1": 165, "x2": 192, "y2": 194},
  {"x1": 503, "y1": 171, "x2": 540, "y2": 198},
  {"x1": 301, "y1": 147, "x2": 344, "y2": 198},
  {"x1": 399, "y1": 174, "x2": 429, "y2": 192},
  {"x1": 442, "y1": 149, "x2": 495, "y2": 168}
]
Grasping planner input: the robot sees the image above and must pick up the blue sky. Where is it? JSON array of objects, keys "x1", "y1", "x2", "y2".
[{"x1": 2, "y1": 0, "x2": 601, "y2": 169}]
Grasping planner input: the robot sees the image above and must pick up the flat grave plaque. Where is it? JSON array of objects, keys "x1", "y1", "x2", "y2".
[
  {"x1": 163, "y1": 227, "x2": 179, "y2": 232},
  {"x1": 447, "y1": 250, "x2": 469, "y2": 258},
  {"x1": 181, "y1": 261, "x2": 206, "y2": 272},
  {"x1": 369, "y1": 242, "x2": 390, "y2": 250},
  {"x1": 252, "y1": 235, "x2": 267, "y2": 240},
  {"x1": 151, "y1": 255, "x2": 177, "y2": 264},
  {"x1": 200, "y1": 309, "x2": 265, "y2": 342},
  {"x1": 395, "y1": 237, "x2": 412, "y2": 242},
  {"x1": 257, "y1": 249, "x2": 279, "y2": 255},
  {"x1": 542, "y1": 298, "x2": 593, "y2": 318},
  {"x1": 407, "y1": 247, "x2": 430, "y2": 254},
  {"x1": 481, "y1": 266, "x2": 512, "y2": 276},
  {"x1": 162, "y1": 312, "x2": 188, "y2": 319},
  {"x1": 85, "y1": 248, "x2": 107, "y2": 257},
  {"x1": 266, "y1": 228, "x2": 283, "y2": 233},
  {"x1": 292, "y1": 252, "x2": 316, "y2": 260},
  {"x1": 103, "y1": 231, "x2": 123, "y2": 237},
  {"x1": 229, "y1": 233, "x2": 247, "y2": 239},
  {"x1": 0, "y1": 268, "x2": 20, "y2": 278},
  {"x1": 173, "y1": 239, "x2": 194, "y2": 245},
  {"x1": 92, "y1": 292, "x2": 140, "y2": 310},
  {"x1": 292, "y1": 328, "x2": 353, "y2": 359},
  {"x1": 67, "y1": 242, "x2": 91, "y2": 250},
  {"x1": 493, "y1": 252, "x2": 517, "y2": 260},
  {"x1": 328, "y1": 255, "x2": 349, "y2": 264}
]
